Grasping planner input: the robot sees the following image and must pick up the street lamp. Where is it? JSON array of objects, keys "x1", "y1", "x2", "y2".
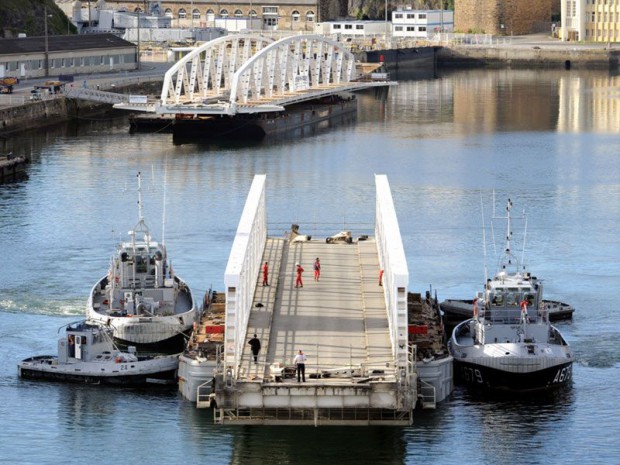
[{"x1": 44, "y1": 6, "x2": 49, "y2": 77}]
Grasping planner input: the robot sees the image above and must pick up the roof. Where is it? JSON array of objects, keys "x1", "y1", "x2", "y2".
[{"x1": 0, "y1": 34, "x2": 136, "y2": 55}]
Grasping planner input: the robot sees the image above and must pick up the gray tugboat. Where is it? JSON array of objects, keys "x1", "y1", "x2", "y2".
[
  {"x1": 18, "y1": 320, "x2": 179, "y2": 385},
  {"x1": 449, "y1": 199, "x2": 573, "y2": 392}
]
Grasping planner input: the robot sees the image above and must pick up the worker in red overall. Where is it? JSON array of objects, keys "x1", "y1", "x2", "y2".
[
  {"x1": 295, "y1": 263, "x2": 304, "y2": 288},
  {"x1": 314, "y1": 257, "x2": 321, "y2": 281},
  {"x1": 262, "y1": 261, "x2": 269, "y2": 286}
]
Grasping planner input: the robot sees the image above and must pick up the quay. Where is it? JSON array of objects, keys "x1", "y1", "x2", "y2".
[
  {"x1": 179, "y1": 175, "x2": 453, "y2": 426},
  {"x1": 0, "y1": 153, "x2": 28, "y2": 183}
]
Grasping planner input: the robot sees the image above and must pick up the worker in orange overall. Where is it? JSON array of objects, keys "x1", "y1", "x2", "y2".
[
  {"x1": 295, "y1": 263, "x2": 304, "y2": 288},
  {"x1": 314, "y1": 257, "x2": 321, "y2": 281}
]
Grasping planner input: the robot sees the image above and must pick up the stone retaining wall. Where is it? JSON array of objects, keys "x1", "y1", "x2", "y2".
[{"x1": 0, "y1": 82, "x2": 161, "y2": 136}]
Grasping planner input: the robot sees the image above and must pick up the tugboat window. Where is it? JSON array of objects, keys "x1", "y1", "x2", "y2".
[{"x1": 136, "y1": 256, "x2": 147, "y2": 273}]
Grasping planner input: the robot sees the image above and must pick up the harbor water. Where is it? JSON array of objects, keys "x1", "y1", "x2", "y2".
[{"x1": 1, "y1": 68, "x2": 619, "y2": 464}]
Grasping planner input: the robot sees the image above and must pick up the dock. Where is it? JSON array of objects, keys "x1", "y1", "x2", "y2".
[
  {"x1": 0, "y1": 154, "x2": 28, "y2": 184},
  {"x1": 181, "y1": 174, "x2": 452, "y2": 426}
]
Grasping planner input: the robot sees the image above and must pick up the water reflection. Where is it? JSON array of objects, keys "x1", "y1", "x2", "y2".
[{"x1": 377, "y1": 69, "x2": 620, "y2": 136}]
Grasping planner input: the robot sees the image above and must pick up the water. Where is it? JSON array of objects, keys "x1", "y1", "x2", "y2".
[{"x1": 1, "y1": 68, "x2": 619, "y2": 464}]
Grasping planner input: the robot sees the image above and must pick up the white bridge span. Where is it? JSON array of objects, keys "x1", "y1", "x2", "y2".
[{"x1": 115, "y1": 34, "x2": 394, "y2": 115}]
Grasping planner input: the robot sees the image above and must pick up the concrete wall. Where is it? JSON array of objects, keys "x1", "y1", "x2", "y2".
[
  {"x1": 437, "y1": 45, "x2": 619, "y2": 70},
  {"x1": 455, "y1": 0, "x2": 554, "y2": 35}
]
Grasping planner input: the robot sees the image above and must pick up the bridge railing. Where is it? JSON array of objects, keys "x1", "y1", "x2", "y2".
[
  {"x1": 374, "y1": 174, "x2": 409, "y2": 381},
  {"x1": 224, "y1": 175, "x2": 267, "y2": 376}
]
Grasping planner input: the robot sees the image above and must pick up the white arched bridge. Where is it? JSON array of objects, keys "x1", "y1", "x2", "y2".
[{"x1": 115, "y1": 34, "x2": 394, "y2": 116}]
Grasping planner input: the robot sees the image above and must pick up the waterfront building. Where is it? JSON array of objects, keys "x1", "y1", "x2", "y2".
[
  {"x1": 314, "y1": 20, "x2": 387, "y2": 37},
  {"x1": 560, "y1": 0, "x2": 620, "y2": 42},
  {"x1": 391, "y1": 8, "x2": 454, "y2": 38},
  {"x1": 0, "y1": 34, "x2": 136, "y2": 80},
  {"x1": 101, "y1": 0, "x2": 320, "y2": 32}
]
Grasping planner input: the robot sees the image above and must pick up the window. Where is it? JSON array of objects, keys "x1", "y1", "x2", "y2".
[
  {"x1": 406, "y1": 26, "x2": 414, "y2": 31},
  {"x1": 292, "y1": 10, "x2": 300, "y2": 22},
  {"x1": 395, "y1": 13, "x2": 402, "y2": 19},
  {"x1": 306, "y1": 11, "x2": 315, "y2": 22},
  {"x1": 333, "y1": 24, "x2": 341, "y2": 29},
  {"x1": 164, "y1": 8, "x2": 173, "y2": 18},
  {"x1": 234, "y1": 9, "x2": 243, "y2": 17},
  {"x1": 193, "y1": 9, "x2": 200, "y2": 19},
  {"x1": 220, "y1": 9, "x2": 228, "y2": 18},
  {"x1": 178, "y1": 9, "x2": 186, "y2": 19},
  {"x1": 263, "y1": 17, "x2": 277, "y2": 26},
  {"x1": 344, "y1": 24, "x2": 352, "y2": 30},
  {"x1": 356, "y1": 24, "x2": 363, "y2": 30},
  {"x1": 419, "y1": 26, "x2": 426, "y2": 31},
  {"x1": 407, "y1": 14, "x2": 414, "y2": 19},
  {"x1": 419, "y1": 14, "x2": 426, "y2": 19},
  {"x1": 134, "y1": 8, "x2": 142, "y2": 13},
  {"x1": 263, "y1": 7, "x2": 278, "y2": 14},
  {"x1": 395, "y1": 26, "x2": 403, "y2": 31},
  {"x1": 249, "y1": 10, "x2": 257, "y2": 17}
]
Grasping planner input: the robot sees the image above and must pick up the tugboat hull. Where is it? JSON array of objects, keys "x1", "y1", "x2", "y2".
[{"x1": 453, "y1": 359, "x2": 573, "y2": 393}]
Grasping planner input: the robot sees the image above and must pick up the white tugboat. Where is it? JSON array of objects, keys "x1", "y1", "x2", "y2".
[
  {"x1": 449, "y1": 199, "x2": 573, "y2": 392},
  {"x1": 18, "y1": 320, "x2": 179, "y2": 385},
  {"x1": 87, "y1": 173, "x2": 197, "y2": 352}
]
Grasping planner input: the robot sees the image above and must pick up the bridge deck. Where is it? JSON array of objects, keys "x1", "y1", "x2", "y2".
[{"x1": 237, "y1": 237, "x2": 393, "y2": 382}]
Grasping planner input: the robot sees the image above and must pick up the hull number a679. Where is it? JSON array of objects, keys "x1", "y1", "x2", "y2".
[
  {"x1": 462, "y1": 366, "x2": 483, "y2": 384},
  {"x1": 552, "y1": 365, "x2": 572, "y2": 384}
]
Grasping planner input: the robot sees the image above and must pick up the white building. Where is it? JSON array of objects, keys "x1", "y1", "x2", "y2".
[
  {"x1": 391, "y1": 8, "x2": 453, "y2": 38},
  {"x1": 315, "y1": 21, "x2": 388, "y2": 37},
  {"x1": 560, "y1": 0, "x2": 620, "y2": 42}
]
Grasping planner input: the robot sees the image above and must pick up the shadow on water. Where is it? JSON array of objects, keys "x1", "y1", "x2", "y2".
[{"x1": 180, "y1": 407, "x2": 407, "y2": 465}]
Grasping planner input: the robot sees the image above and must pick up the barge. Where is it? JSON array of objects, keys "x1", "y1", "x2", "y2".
[{"x1": 130, "y1": 94, "x2": 358, "y2": 140}]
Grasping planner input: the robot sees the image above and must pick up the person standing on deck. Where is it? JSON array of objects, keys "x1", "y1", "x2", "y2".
[
  {"x1": 262, "y1": 261, "x2": 269, "y2": 286},
  {"x1": 248, "y1": 334, "x2": 261, "y2": 363},
  {"x1": 293, "y1": 350, "x2": 307, "y2": 382},
  {"x1": 295, "y1": 263, "x2": 304, "y2": 288},
  {"x1": 314, "y1": 257, "x2": 321, "y2": 281}
]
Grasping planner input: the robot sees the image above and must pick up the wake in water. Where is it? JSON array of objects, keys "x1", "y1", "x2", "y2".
[{"x1": 0, "y1": 291, "x2": 85, "y2": 317}]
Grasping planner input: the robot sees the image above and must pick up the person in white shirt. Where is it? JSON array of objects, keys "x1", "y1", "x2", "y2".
[{"x1": 293, "y1": 350, "x2": 307, "y2": 382}]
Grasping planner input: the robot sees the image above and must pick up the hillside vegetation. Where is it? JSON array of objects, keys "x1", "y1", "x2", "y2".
[{"x1": 0, "y1": 0, "x2": 74, "y2": 38}]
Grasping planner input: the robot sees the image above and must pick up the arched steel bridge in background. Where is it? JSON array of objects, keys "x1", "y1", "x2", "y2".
[{"x1": 115, "y1": 34, "x2": 395, "y2": 116}]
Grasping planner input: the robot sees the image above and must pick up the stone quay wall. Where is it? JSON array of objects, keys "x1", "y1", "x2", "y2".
[{"x1": 455, "y1": 0, "x2": 555, "y2": 36}]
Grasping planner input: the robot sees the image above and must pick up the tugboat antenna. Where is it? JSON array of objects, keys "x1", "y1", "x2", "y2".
[
  {"x1": 161, "y1": 161, "x2": 168, "y2": 246},
  {"x1": 481, "y1": 192, "x2": 488, "y2": 285},
  {"x1": 137, "y1": 172, "x2": 144, "y2": 223},
  {"x1": 521, "y1": 211, "x2": 528, "y2": 271}
]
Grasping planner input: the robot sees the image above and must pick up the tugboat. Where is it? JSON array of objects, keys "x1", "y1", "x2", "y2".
[
  {"x1": 87, "y1": 173, "x2": 197, "y2": 352},
  {"x1": 449, "y1": 199, "x2": 573, "y2": 392},
  {"x1": 18, "y1": 320, "x2": 179, "y2": 385}
]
